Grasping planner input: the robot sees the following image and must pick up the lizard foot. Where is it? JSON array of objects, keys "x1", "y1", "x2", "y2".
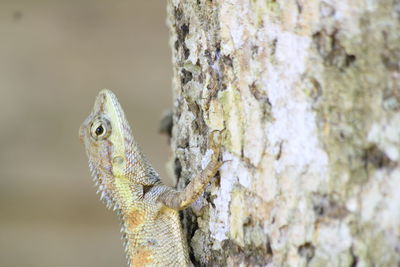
[{"x1": 208, "y1": 129, "x2": 225, "y2": 170}]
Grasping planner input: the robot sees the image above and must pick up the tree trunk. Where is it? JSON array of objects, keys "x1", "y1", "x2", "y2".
[{"x1": 166, "y1": 0, "x2": 400, "y2": 266}]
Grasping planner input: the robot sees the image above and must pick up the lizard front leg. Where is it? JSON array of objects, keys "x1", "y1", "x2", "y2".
[{"x1": 158, "y1": 130, "x2": 223, "y2": 210}]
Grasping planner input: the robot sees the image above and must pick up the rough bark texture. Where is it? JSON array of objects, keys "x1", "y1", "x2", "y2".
[{"x1": 166, "y1": 0, "x2": 400, "y2": 266}]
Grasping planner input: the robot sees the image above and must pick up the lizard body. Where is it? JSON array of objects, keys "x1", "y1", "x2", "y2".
[{"x1": 79, "y1": 89, "x2": 222, "y2": 266}]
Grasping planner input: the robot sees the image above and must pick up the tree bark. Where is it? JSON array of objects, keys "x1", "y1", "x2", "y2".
[{"x1": 166, "y1": 0, "x2": 400, "y2": 266}]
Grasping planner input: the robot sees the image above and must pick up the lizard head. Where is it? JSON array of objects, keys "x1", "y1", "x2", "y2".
[{"x1": 79, "y1": 89, "x2": 134, "y2": 208}]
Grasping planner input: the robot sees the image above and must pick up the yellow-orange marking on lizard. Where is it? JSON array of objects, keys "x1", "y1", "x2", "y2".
[
  {"x1": 131, "y1": 247, "x2": 154, "y2": 266},
  {"x1": 127, "y1": 208, "x2": 145, "y2": 231}
]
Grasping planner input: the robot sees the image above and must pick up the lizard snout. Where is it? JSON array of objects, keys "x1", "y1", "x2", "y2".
[{"x1": 79, "y1": 123, "x2": 86, "y2": 143}]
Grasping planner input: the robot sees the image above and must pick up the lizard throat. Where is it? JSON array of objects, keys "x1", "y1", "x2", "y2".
[{"x1": 88, "y1": 159, "x2": 120, "y2": 210}]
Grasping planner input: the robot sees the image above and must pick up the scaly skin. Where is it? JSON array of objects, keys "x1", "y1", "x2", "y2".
[{"x1": 79, "y1": 89, "x2": 222, "y2": 266}]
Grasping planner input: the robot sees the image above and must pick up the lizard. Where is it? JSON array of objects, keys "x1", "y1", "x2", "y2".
[{"x1": 79, "y1": 89, "x2": 222, "y2": 266}]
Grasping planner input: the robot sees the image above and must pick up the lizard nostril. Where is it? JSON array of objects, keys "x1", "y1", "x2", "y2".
[{"x1": 79, "y1": 124, "x2": 86, "y2": 143}]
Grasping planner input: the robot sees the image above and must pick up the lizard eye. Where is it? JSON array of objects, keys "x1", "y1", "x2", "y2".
[
  {"x1": 90, "y1": 118, "x2": 111, "y2": 140},
  {"x1": 95, "y1": 125, "x2": 104, "y2": 135}
]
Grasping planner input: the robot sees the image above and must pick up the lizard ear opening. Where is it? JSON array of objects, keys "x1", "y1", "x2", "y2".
[{"x1": 90, "y1": 117, "x2": 111, "y2": 140}]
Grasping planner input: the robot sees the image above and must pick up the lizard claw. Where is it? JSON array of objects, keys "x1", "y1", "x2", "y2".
[
  {"x1": 208, "y1": 129, "x2": 227, "y2": 167},
  {"x1": 209, "y1": 129, "x2": 224, "y2": 152}
]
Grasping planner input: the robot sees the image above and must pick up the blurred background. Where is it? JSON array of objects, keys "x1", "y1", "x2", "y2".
[{"x1": 0, "y1": 1, "x2": 172, "y2": 266}]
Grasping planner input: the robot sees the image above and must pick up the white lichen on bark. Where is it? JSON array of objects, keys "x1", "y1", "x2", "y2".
[{"x1": 167, "y1": 0, "x2": 400, "y2": 266}]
